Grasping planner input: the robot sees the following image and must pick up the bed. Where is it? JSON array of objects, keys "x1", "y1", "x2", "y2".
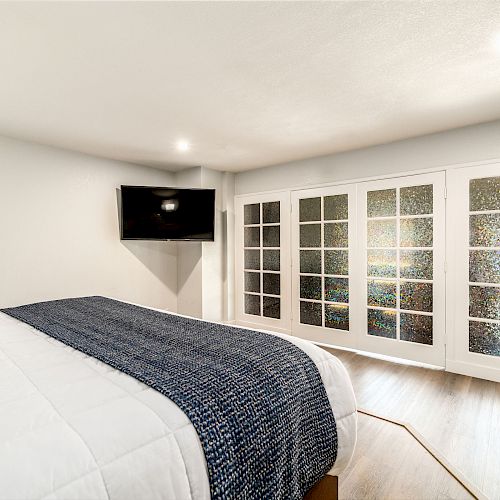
[{"x1": 0, "y1": 297, "x2": 357, "y2": 500}]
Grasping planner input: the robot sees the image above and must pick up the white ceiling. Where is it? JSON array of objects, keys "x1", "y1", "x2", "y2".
[{"x1": 1, "y1": 1, "x2": 500, "y2": 173}]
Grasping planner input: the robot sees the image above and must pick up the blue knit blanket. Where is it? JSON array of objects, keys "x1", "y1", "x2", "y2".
[{"x1": 2, "y1": 296, "x2": 337, "y2": 499}]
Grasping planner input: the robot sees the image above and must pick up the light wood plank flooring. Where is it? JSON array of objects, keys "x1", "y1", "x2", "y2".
[
  {"x1": 322, "y1": 347, "x2": 500, "y2": 500},
  {"x1": 339, "y1": 413, "x2": 472, "y2": 499}
]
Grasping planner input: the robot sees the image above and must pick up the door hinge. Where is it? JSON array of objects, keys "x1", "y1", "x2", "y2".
[{"x1": 444, "y1": 187, "x2": 447, "y2": 199}]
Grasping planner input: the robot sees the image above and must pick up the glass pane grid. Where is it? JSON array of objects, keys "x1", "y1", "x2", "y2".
[
  {"x1": 243, "y1": 202, "x2": 281, "y2": 320},
  {"x1": 468, "y1": 176, "x2": 500, "y2": 356},
  {"x1": 366, "y1": 184, "x2": 434, "y2": 344},
  {"x1": 395, "y1": 187, "x2": 401, "y2": 341},
  {"x1": 299, "y1": 193, "x2": 350, "y2": 331}
]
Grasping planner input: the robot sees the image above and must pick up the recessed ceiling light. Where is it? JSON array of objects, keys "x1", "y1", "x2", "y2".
[{"x1": 176, "y1": 140, "x2": 190, "y2": 152}]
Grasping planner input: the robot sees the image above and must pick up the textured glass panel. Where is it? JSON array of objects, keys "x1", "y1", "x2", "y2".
[
  {"x1": 263, "y1": 273, "x2": 280, "y2": 296},
  {"x1": 469, "y1": 320, "x2": 500, "y2": 357},
  {"x1": 367, "y1": 220, "x2": 397, "y2": 247},
  {"x1": 244, "y1": 203, "x2": 260, "y2": 225},
  {"x1": 262, "y1": 201, "x2": 280, "y2": 224},
  {"x1": 244, "y1": 249, "x2": 260, "y2": 270},
  {"x1": 400, "y1": 313, "x2": 433, "y2": 345},
  {"x1": 469, "y1": 214, "x2": 500, "y2": 247},
  {"x1": 244, "y1": 272, "x2": 260, "y2": 293},
  {"x1": 244, "y1": 294, "x2": 260, "y2": 316},
  {"x1": 300, "y1": 224, "x2": 321, "y2": 248},
  {"x1": 469, "y1": 250, "x2": 500, "y2": 283},
  {"x1": 367, "y1": 309, "x2": 397, "y2": 339},
  {"x1": 300, "y1": 250, "x2": 322, "y2": 274},
  {"x1": 324, "y1": 222, "x2": 348, "y2": 248},
  {"x1": 367, "y1": 189, "x2": 396, "y2": 217},
  {"x1": 300, "y1": 301, "x2": 322, "y2": 326},
  {"x1": 367, "y1": 280, "x2": 397, "y2": 308},
  {"x1": 300, "y1": 198, "x2": 321, "y2": 222},
  {"x1": 263, "y1": 296, "x2": 280, "y2": 319},
  {"x1": 324, "y1": 250, "x2": 349, "y2": 276},
  {"x1": 324, "y1": 277, "x2": 349, "y2": 303},
  {"x1": 400, "y1": 185, "x2": 433, "y2": 216},
  {"x1": 325, "y1": 304, "x2": 349, "y2": 331},
  {"x1": 400, "y1": 281, "x2": 433, "y2": 312},
  {"x1": 324, "y1": 194, "x2": 348, "y2": 220},
  {"x1": 400, "y1": 250, "x2": 433, "y2": 280},
  {"x1": 400, "y1": 218, "x2": 433, "y2": 247},
  {"x1": 367, "y1": 250, "x2": 397, "y2": 278},
  {"x1": 263, "y1": 250, "x2": 280, "y2": 271},
  {"x1": 300, "y1": 276, "x2": 322, "y2": 300},
  {"x1": 244, "y1": 227, "x2": 260, "y2": 247},
  {"x1": 470, "y1": 177, "x2": 500, "y2": 212},
  {"x1": 469, "y1": 285, "x2": 500, "y2": 320},
  {"x1": 263, "y1": 226, "x2": 280, "y2": 247}
]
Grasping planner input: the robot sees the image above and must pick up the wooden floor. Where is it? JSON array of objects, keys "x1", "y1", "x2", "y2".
[{"x1": 322, "y1": 347, "x2": 500, "y2": 500}]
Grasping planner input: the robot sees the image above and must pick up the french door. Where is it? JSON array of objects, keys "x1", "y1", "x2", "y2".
[
  {"x1": 290, "y1": 172, "x2": 446, "y2": 366},
  {"x1": 234, "y1": 192, "x2": 291, "y2": 332},
  {"x1": 290, "y1": 184, "x2": 359, "y2": 349},
  {"x1": 235, "y1": 166, "x2": 499, "y2": 376},
  {"x1": 355, "y1": 173, "x2": 446, "y2": 366},
  {"x1": 447, "y1": 164, "x2": 500, "y2": 382}
]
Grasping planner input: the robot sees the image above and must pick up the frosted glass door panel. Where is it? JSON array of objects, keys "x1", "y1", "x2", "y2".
[
  {"x1": 468, "y1": 176, "x2": 500, "y2": 357},
  {"x1": 291, "y1": 185, "x2": 358, "y2": 349},
  {"x1": 235, "y1": 192, "x2": 290, "y2": 331},
  {"x1": 358, "y1": 172, "x2": 446, "y2": 366},
  {"x1": 365, "y1": 184, "x2": 434, "y2": 345},
  {"x1": 447, "y1": 164, "x2": 500, "y2": 383}
]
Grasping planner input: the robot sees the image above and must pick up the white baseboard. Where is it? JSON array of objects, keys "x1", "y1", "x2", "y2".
[{"x1": 445, "y1": 360, "x2": 500, "y2": 383}]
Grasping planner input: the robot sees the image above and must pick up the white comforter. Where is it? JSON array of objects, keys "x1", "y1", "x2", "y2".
[{"x1": 0, "y1": 303, "x2": 357, "y2": 500}]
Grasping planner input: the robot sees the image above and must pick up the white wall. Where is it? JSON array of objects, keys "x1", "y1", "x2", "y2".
[
  {"x1": 235, "y1": 119, "x2": 500, "y2": 194},
  {"x1": 0, "y1": 135, "x2": 178, "y2": 310},
  {"x1": 175, "y1": 167, "x2": 203, "y2": 318},
  {"x1": 174, "y1": 166, "x2": 235, "y2": 322}
]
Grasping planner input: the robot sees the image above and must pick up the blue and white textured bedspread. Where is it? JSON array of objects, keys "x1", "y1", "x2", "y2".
[{"x1": 0, "y1": 297, "x2": 357, "y2": 500}]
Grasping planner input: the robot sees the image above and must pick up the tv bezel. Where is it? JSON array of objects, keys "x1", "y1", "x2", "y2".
[{"x1": 119, "y1": 185, "x2": 216, "y2": 242}]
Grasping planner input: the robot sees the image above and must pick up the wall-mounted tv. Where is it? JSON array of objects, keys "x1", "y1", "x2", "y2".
[{"x1": 120, "y1": 186, "x2": 215, "y2": 241}]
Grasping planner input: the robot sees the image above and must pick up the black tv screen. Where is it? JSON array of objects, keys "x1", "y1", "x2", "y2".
[{"x1": 120, "y1": 186, "x2": 215, "y2": 241}]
